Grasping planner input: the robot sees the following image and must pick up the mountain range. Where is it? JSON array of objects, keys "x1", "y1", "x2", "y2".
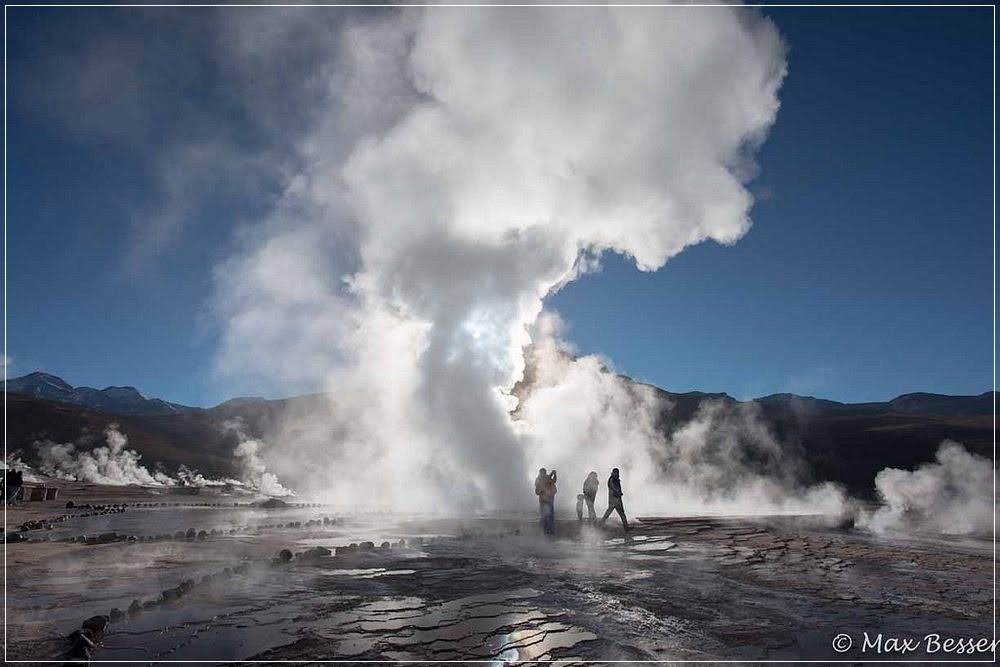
[
  {"x1": 8, "y1": 371, "x2": 994, "y2": 418},
  {"x1": 7, "y1": 372, "x2": 192, "y2": 415},
  {"x1": 4, "y1": 371, "x2": 995, "y2": 498}
]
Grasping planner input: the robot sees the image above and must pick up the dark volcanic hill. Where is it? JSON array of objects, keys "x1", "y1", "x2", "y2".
[
  {"x1": 5, "y1": 387, "x2": 332, "y2": 479},
  {"x1": 4, "y1": 371, "x2": 994, "y2": 497},
  {"x1": 7, "y1": 372, "x2": 192, "y2": 415}
]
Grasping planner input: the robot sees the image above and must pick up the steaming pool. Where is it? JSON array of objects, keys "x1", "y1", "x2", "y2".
[{"x1": 6, "y1": 485, "x2": 994, "y2": 662}]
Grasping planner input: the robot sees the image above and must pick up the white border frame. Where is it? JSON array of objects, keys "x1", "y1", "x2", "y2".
[{"x1": 1, "y1": 2, "x2": 995, "y2": 664}]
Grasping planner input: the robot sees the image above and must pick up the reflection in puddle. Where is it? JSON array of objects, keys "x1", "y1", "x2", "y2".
[
  {"x1": 321, "y1": 568, "x2": 417, "y2": 579},
  {"x1": 309, "y1": 587, "x2": 594, "y2": 661},
  {"x1": 630, "y1": 541, "x2": 677, "y2": 552}
]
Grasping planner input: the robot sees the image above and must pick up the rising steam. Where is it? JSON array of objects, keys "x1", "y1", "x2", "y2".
[
  {"x1": 212, "y1": 7, "x2": 791, "y2": 512},
  {"x1": 31, "y1": 424, "x2": 290, "y2": 496},
  {"x1": 516, "y1": 314, "x2": 848, "y2": 515},
  {"x1": 34, "y1": 425, "x2": 176, "y2": 487},
  {"x1": 858, "y1": 441, "x2": 993, "y2": 536},
  {"x1": 223, "y1": 419, "x2": 294, "y2": 497}
]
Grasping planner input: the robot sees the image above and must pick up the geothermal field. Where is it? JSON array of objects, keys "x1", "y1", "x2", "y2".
[
  {"x1": 5, "y1": 477, "x2": 993, "y2": 662},
  {"x1": 5, "y1": 3, "x2": 996, "y2": 665}
]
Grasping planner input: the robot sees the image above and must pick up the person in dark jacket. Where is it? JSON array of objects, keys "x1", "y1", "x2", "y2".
[
  {"x1": 600, "y1": 468, "x2": 628, "y2": 531},
  {"x1": 582, "y1": 471, "x2": 599, "y2": 522}
]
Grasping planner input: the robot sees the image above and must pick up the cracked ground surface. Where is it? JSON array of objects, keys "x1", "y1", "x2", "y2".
[{"x1": 5, "y1": 488, "x2": 994, "y2": 663}]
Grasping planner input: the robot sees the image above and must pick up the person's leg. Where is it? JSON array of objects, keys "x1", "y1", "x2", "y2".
[
  {"x1": 546, "y1": 502, "x2": 556, "y2": 535},
  {"x1": 600, "y1": 503, "x2": 614, "y2": 524},
  {"x1": 615, "y1": 500, "x2": 629, "y2": 531},
  {"x1": 586, "y1": 497, "x2": 596, "y2": 521},
  {"x1": 539, "y1": 502, "x2": 547, "y2": 532},
  {"x1": 576, "y1": 498, "x2": 583, "y2": 521}
]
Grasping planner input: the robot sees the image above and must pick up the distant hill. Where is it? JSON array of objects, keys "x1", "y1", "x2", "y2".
[
  {"x1": 7, "y1": 372, "x2": 193, "y2": 416},
  {"x1": 887, "y1": 391, "x2": 994, "y2": 416},
  {"x1": 3, "y1": 370, "x2": 995, "y2": 497},
  {"x1": 4, "y1": 384, "x2": 332, "y2": 479}
]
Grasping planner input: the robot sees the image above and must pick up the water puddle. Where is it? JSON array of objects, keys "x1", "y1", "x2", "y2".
[{"x1": 320, "y1": 568, "x2": 418, "y2": 579}]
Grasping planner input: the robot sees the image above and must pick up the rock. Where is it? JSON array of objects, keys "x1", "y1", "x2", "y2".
[
  {"x1": 81, "y1": 615, "x2": 109, "y2": 635},
  {"x1": 68, "y1": 628, "x2": 95, "y2": 645},
  {"x1": 128, "y1": 599, "x2": 142, "y2": 614},
  {"x1": 161, "y1": 586, "x2": 182, "y2": 601},
  {"x1": 359, "y1": 541, "x2": 375, "y2": 551},
  {"x1": 65, "y1": 501, "x2": 75, "y2": 508},
  {"x1": 5, "y1": 533, "x2": 24, "y2": 544},
  {"x1": 298, "y1": 546, "x2": 332, "y2": 560},
  {"x1": 379, "y1": 541, "x2": 391, "y2": 550},
  {"x1": 185, "y1": 528, "x2": 196, "y2": 539},
  {"x1": 67, "y1": 629, "x2": 95, "y2": 660},
  {"x1": 67, "y1": 642, "x2": 93, "y2": 660},
  {"x1": 276, "y1": 549, "x2": 293, "y2": 562},
  {"x1": 196, "y1": 530, "x2": 208, "y2": 541},
  {"x1": 109, "y1": 608, "x2": 124, "y2": 622},
  {"x1": 255, "y1": 498, "x2": 289, "y2": 509},
  {"x1": 174, "y1": 531, "x2": 186, "y2": 540},
  {"x1": 96, "y1": 532, "x2": 119, "y2": 544}
]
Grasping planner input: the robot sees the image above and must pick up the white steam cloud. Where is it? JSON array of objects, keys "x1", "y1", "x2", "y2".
[
  {"x1": 212, "y1": 7, "x2": 789, "y2": 511},
  {"x1": 31, "y1": 424, "x2": 289, "y2": 496},
  {"x1": 517, "y1": 315, "x2": 848, "y2": 515},
  {"x1": 34, "y1": 425, "x2": 177, "y2": 487},
  {"x1": 859, "y1": 441, "x2": 993, "y2": 536},
  {"x1": 223, "y1": 419, "x2": 295, "y2": 497},
  {"x1": 176, "y1": 464, "x2": 242, "y2": 489}
]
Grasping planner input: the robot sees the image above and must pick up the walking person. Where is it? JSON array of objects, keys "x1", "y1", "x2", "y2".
[
  {"x1": 600, "y1": 468, "x2": 629, "y2": 531},
  {"x1": 582, "y1": 471, "x2": 599, "y2": 522},
  {"x1": 534, "y1": 468, "x2": 557, "y2": 536}
]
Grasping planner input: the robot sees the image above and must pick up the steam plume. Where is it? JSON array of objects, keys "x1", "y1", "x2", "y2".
[
  {"x1": 859, "y1": 441, "x2": 993, "y2": 536},
  {"x1": 223, "y1": 419, "x2": 294, "y2": 497},
  {"x1": 30, "y1": 425, "x2": 286, "y2": 495},
  {"x1": 516, "y1": 316, "x2": 848, "y2": 515},
  {"x1": 34, "y1": 425, "x2": 176, "y2": 487},
  {"x1": 213, "y1": 7, "x2": 788, "y2": 511}
]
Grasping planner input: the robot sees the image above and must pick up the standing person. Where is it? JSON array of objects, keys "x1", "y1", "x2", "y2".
[
  {"x1": 582, "y1": 471, "x2": 599, "y2": 522},
  {"x1": 600, "y1": 468, "x2": 629, "y2": 531},
  {"x1": 534, "y1": 468, "x2": 557, "y2": 535}
]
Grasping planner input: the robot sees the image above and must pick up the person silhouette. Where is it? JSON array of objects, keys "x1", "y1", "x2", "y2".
[
  {"x1": 600, "y1": 468, "x2": 629, "y2": 531},
  {"x1": 534, "y1": 468, "x2": 557, "y2": 535},
  {"x1": 582, "y1": 471, "x2": 599, "y2": 522}
]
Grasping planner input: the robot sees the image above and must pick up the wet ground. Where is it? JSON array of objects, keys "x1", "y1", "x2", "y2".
[{"x1": 4, "y1": 483, "x2": 994, "y2": 663}]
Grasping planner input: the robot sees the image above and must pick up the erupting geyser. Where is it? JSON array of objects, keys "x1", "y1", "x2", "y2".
[{"x1": 213, "y1": 7, "x2": 794, "y2": 512}]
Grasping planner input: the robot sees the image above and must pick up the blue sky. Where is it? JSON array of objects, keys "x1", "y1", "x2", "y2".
[{"x1": 5, "y1": 6, "x2": 995, "y2": 407}]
